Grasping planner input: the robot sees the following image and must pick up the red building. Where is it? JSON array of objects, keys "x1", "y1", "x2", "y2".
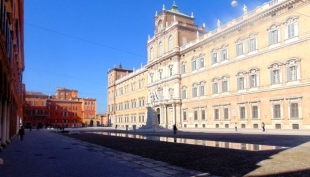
[
  {"x1": 82, "y1": 97, "x2": 96, "y2": 126},
  {"x1": 0, "y1": 0, "x2": 24, "y2": 148},
  {"x1": 24, "y1": 88, "x2": 97, "y2": 128}
]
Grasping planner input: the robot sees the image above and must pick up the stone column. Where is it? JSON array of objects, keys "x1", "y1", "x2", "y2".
[
  {"x1": 173, "y1": 103, "x2": 176, "y2": 125},
  {"x1": 163, "y1": 105, "x2": 167, "y2": 128}
]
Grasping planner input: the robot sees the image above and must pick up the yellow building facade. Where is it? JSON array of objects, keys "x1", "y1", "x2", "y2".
[{"x1": 108, "y1": 0, "x2": 310, "y2": 130}]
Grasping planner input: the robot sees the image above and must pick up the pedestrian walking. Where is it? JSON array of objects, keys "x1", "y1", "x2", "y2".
[
  {"x1": 235, "y1": 123, "x2": 238, "y2": 131},
  {"x1": 262, "y1": 122, "x2": 265, "y2": 132},
  {"x1": 173, "y1": 124, "x2": 178, "y2": 134},
  {"x1": 115, "y1": 124, "x2": 118, "y2": 130},
  {"x1": 18, "y1": 126, "x2": 25, "y2": 141},
  {"x1": 29, "y1": 126, "x2": 32, "y2": 131}
]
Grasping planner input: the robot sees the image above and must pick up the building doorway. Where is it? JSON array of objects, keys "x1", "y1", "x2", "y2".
[
  {"x1": 25, "y1": 122, "x2": 32, "y2": 129},
  {"x1": 156, "y1": 108, "x2": 160, "y2": 124},
  {"x1": 37, "y1": 122, "x2": 43, "y2": 129}
]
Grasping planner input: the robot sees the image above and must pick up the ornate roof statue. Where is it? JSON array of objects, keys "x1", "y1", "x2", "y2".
[{"x1": 243, "y1": 4, "x2": 248, "y2": 14}]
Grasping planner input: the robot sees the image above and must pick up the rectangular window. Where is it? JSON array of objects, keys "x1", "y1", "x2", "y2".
[
  {"x1": 222, "y1": 80, "x2": 228, "y2": 92},
  {"x1": 200, "y1": 85, "x2": 204, "y2": 96},
  {"x1": 212, "y1": 83, "x2": 218, "y2": 94},
  {"x1": 249, "y1": 38, "x2": 256, "y2": 52},
  {"x1": 183, "y1": 110, "x2": 187, "y2": 121},
  {"x1": 288, "y1": 23, "x2": 295, "y2": 39},
  {"x1": 182, "y1": 90, "x2": 186, "y2": 99},
  {"x1": 224, "y1": 108, "x2": 229, "y2": 120},
  {"x1": 240, "y1": 107, "x2": 245, "y2": 119},
  {"x1": 194, "y1": 110, "x2": 198, "y2": 121},
  {"x1": 192, "y1": 87, "x2": 197, "y2": 98},
  {"x1": 237, "y1": 43, "x2": 243, "y2": 56},
  {"x1": 181, "y1": 64, "x2": 185, "y2": 74},
  {"x1": 200, "y1": 58, "x2": 204, "y2": 68},
  {"x1": 201, "y1": 109, "x2": 205, "y2": 121},
  {"x1": 214, "y1": 109, "x2": 219, "y2": 120},
  {"x1": 290, "y1": 103, "x2": 299, "y2": 118},
  {"x1": 169, "y1": 68, "x2": 173, "y2": 76},
  {"x1": 221, "y1": 49, "x2": 227, "y2": 61},
  {"x1": 250, "y1": 74, "x2": 257, "y2": 88},
  {"x1": 273, "y1": 105, "x2": 281, "y2": 118},
  {"x1": 159, "y1": 72, "x2": 162, "y2": 79},
  {"x1": 239, "y1": 77, "x2": 244, "y2": 90},
  {"x1": 252, "y1": 106, "x2": 258, "y2": 119},
  {"x1": 192, "y1": 60, "x2": 196, "y2": 71},
  {"x1": 271, "y1": 70, "x2": 280, "y2": 84},
  {"x1": 212, "y1": 52, "x2": 217, "y2": 64},
  {"x1": 288, "y1": 66, "x2": 297, "y2": 81},
  {"x1": 270, "y1": 30, "x2": 278, "y2": 45}
]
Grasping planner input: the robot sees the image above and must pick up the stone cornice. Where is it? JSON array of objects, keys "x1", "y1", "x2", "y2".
[{"x1": 180, "y1": 0, "x2": 301, "y2": 53}]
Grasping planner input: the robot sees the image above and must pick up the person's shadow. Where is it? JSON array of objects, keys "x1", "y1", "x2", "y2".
[{"x1": 174, "y1": 137, "x2": 176, "y2": 143}]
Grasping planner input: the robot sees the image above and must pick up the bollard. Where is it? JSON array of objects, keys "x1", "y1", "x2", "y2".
[{"x1": 0, "y1": 158, "x2": 3, "y2": 165}]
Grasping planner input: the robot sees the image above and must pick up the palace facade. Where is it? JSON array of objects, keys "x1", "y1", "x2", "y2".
[{"x1": 107, "y1": 0, "x2": 310, "y2": 130}]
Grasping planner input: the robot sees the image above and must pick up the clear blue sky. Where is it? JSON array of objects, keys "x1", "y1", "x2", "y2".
[{"x1": 24, "y1": 0, "x2": 269, "y2": 113}]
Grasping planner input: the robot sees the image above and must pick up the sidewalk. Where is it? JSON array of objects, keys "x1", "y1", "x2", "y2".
[{"x1": 0, "y1": 129, "x2": 205, "y2": 177}]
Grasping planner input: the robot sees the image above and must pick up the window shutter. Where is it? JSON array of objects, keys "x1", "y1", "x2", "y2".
[
  {"x1": 237, "y1": 78, "x2": 240, "y2": 90},
  {"x1": 212, "y1": 83, "x2": 214, "y2": 94},
  {"x1": 268, "y1": 31, "x2": 272, "y2": 45},
  {"x1": 296, "y1": 65, "x2": 298, "y2": 80},
  {"x1": 192, "y1": 61, "x2": 194, "y2": 71},
  {"x1": 247, "y1": 39, "x2": 250, "y2": 52},
  {"x1": 249, "y1": 75, "x2": 252, "y2": 88},
  {"x1": 286, "y1": 66, "x2": 291, "y2": 82},
  {"x1": 220, "y1": 49, "x2": 223, "y2": 61},
  {"x1": 236, "y1": 44, "x2": 238, "y2": 56},
  {"x1": 286, "y1": 25, "x2": 289, "y2": 39},
  {"x1": 192, "y1": 87, "x2": 194, "y2": 97},
  {"x1": 270, "y1": 70, "x2": 274, "y2": 85},
  {"x1": 211, "y1": 53, "x2": 214, "y2": 64}
]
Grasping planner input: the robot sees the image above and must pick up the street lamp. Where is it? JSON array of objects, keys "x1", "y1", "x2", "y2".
[{"x1": 231, "y1": 0, "x2": 238, "y2": 7}]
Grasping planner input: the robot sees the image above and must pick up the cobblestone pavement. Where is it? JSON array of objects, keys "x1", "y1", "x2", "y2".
[{"x1": 0, "y1": 129, "x2": 211, "y2": 177}]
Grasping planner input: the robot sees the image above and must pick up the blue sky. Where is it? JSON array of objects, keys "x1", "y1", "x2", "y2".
[{"x1": 24, "y1": 0, "x2": 269, "y2": 113}]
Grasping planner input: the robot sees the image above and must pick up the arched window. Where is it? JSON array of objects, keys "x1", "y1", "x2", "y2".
[
  {"x1": 168, "y1": 35, "x2": 173, "y2": 51},
  {"x1": 158, "y1": 42, "x2": 163, "y2": 56},
  {"x1": 150, "y1": 47, "x2": 154, "y2": 60},
  {"x1": 158, "y1": 20, "x2": 163, "y2": 32}
]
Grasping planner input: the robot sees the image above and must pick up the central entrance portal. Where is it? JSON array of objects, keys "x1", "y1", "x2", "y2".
[{"x1": 156, "y1": 108, "x2": 160, "y2": 125}]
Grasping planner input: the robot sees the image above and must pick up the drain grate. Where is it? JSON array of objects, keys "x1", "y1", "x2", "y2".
[
  {"x1": 34, "y1": 154, "x2": 43, "y2": 156},
  {"x1": 63, "y1": 147, "x2": 71, "y2": 150},
  {"x1": 48, "y1": 156, "x2": 56, "y2": 159}
]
